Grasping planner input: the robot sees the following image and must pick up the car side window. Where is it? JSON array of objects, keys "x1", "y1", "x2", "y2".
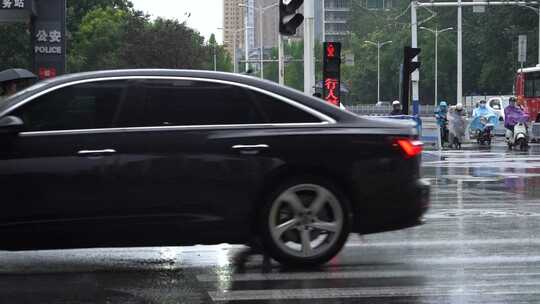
[
  {"x1": 244, "y1": 89, "x2": 321, "y2": 123},
  {"x1": 12, "y1": 80, "x2": 126, "y2": 132},
  {"x1": 130, "y1": 80, "x2": 265, "y2": 127},
  {"x1": 121, "y1": 79, "x2": 321, "y2": 127}
]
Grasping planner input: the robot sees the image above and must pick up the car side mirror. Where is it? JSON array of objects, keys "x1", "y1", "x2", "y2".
[{"x1": 0, "y1": 116, "x2": 24, "y2": 134}]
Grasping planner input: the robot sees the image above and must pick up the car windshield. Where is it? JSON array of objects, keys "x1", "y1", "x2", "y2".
[{"x1": 2, "y1": 1, "x2": 540, "y2": 303}]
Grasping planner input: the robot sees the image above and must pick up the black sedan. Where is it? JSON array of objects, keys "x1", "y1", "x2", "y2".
[{"x1": 0, "y1": 69, "x2": 429, "y2": 266}]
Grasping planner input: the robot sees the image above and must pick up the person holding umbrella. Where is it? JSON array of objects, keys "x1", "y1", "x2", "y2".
[{"x1": 0, "y1": 68, "x2": 37, "y2": 102}]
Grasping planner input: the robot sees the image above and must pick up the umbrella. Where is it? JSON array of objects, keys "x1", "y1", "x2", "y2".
[{"x1": 0, "y1": 68, "x2": 37, "y2": 83}]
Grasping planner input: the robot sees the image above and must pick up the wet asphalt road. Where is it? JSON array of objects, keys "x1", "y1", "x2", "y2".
[{"x1": 2, "y1": 143, "x2": 540, "y2": 303}]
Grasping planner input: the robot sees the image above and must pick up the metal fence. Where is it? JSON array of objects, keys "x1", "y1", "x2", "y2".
[{"x1": 345, "y1": 104, "x2": 476, "y2": 117}]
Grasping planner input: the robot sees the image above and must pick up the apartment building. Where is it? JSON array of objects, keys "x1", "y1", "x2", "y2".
[{"x1": 223, "y1": 0, "x2": 245, "y2": 56}]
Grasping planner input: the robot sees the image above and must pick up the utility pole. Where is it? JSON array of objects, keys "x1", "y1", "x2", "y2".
[
  {"x1": 213, "y1": 44, "x2": 217, "y2": 71},
  {"x1": 279, "y1": 35, "x2": 285, "y2": 85},
  {"x1": 278, "y1": 0, "x2": 304, "y2": 86},
  {"x1": 217, "y1": 27, "x2": 247, "y2": 73},
  {"x1": 415, "y1": 1, "x2": 540, "y2": 106},
  {"x1": 457, "y1": 0, "x2": 463, "y2": 104},
  {"x1": 411, "y1": 1, "x2": 420, "y2": 115},
  {"x1": 239, "y1": 3, "x2": 277, "y2": 78},
  {"x1": 244, "y1": 13, "x2": 249, "y2": 73},
  {"x1": 420, "y1": 26, "x2": 453, "y2": 105},
  {"x1": 259, "y1": 3, "x2": 264, "y2": 78},
  {"x1": 365, "y1": 40, "x2": 392, "y2": 103},
  {"x1": 304, "y1": 0, "x2": 315, "y2": 95}
]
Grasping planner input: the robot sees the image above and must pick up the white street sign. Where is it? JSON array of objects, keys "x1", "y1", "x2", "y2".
[
  {"x1": 473, "y1": 0, "x2": 485, "y2": 13},
  {"x1": 519, "y1": 35, "x2": 527, "y2": 63},
  {"x1": 345, "y1": 52, "x2": 355, "y2": 66}
]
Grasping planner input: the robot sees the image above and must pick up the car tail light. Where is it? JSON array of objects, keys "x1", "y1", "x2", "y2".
[{"x1": 395, "y1": 139, "x2": 423, "y2": 158}]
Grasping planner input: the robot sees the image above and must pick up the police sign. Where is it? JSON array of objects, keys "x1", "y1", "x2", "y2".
[{"x1": 31, "y1": 0, "x2": 66, "y2": 79}]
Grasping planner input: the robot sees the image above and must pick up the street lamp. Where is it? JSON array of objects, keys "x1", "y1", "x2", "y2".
[
  {"x1": 218, "y1": 27, "x2": 252, "y2": 73},
  {"x1": 212, "y1": 43, "x2": 217, "y2": 71},
  {"x1": 420, "y1": 26, "x2": 453, "y2": 106},
  {"x1": 365, "y1": 40, "x2": 392, "y2": 103},
  {"x1": 239, "y1": 3, "x2": 278, "y2": 79},
  {"x1": 519, "y1": 4, "x2": 540, "y2": 65}
]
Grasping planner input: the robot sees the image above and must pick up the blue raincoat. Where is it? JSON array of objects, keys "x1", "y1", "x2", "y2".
[{"x1": 435, "y1": 101, "x2": 448, "y2": 127}]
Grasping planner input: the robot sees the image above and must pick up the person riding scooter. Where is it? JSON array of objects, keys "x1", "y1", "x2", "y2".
[
  {"x1": 435, "y1": 101, "x2": 449, "y2": 145},
  {"x1": 448, "y1": 103, "x2": 467, "y2": 149},
  {"x1": 470, "y1": 100, "x2": 498, "y2": 145},
  {"x1": 504, "y1": 97, "x2": 529, "y2": 150}
]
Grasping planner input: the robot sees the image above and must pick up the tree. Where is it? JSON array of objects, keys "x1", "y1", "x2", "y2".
[
  {"x1": 207, "y1": 33, "x2": 233, "y2": 72},
  {"x1": 348, "y1": 0, "x2": 538, "y2": 104},
  {"x1": 120, "y1": 17, "x2": 207, "y2": 69},
  {"x1": 67, "y1": 0, "x2": 134, "y2": 34},
  {"x1": 69, "y1": 7, "x2": 129, "y2": 72},
  {"x1": 262, "y1": 40, "x2": 320, "y2": 92},
  {"x1": 0, "y1": 23, "x2": 31, "y2": 71}
]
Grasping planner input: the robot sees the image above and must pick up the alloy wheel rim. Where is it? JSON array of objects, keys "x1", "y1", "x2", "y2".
[{"x1": 269, "y1": 184, "x2": 344, "y2": 258}]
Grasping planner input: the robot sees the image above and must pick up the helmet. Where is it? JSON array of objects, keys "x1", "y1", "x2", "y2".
[
  {"x1": 509, "y1": 97, "x2": 517, "y2": 103},
  {"x1": 392, "y1": 100, "x2": 400, "y2": 106},
  {"x1": 439, "y1": 101, "x2": 447, "y2": 107},
  {"x1": 456, "y1": 103, "x2": 463, "y2": 111}
]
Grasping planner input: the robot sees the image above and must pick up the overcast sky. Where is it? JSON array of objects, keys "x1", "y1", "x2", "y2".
[{"x1": 130, "y1": 0, "x2": 223, "y2": 43}]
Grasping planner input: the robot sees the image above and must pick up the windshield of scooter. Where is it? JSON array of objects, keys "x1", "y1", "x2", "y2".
[
  {"x1": 470, "y1": 113, "x2": 499, "y2": 131},
  {"x1": 489, "y1": 99, "x2": 502, "y2": 110}
]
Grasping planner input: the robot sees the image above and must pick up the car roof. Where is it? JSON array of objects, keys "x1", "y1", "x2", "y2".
[
  {"x1": 0, "y1": 69, "x2": 416, "y2": 132},
  {"x1": 0, "y1": 69, "x2": 357, "y2": 122},
  {"x1": 518, "y1": 66, "x2": 540, "y2": 73}
]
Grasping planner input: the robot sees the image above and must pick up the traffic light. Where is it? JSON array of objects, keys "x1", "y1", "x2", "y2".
[
  {"x1": 322, "y1": 42, "x2": 342, "y2": 107},
  {"x1": 279, "y1": 0, "x2": 304, "y2": 36},
  {"x1": 401, "y1": 46, "x2": 421, "y2": 114}
]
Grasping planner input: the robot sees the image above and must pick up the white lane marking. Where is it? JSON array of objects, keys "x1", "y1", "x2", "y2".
[
  {"x1": 347, "y1": 238, "x2": 540, "y2": 248},
  {"x1": 197, "y1": 269, "x2": 540, "y2": 282},
  {"x1": 424, "y1": 156, "x2": 540, "y2": 164},
  {"x1": 208, "y1": 283, "x2": 540, "y2": 301},
  {"x1": 407, "y1": 255, "x2": 540, "y2": 265},
  {"x1": 426, "y1": 209, "x2": 540, "y2": 218}
]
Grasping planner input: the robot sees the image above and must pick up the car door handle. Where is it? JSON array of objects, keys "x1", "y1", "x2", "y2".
[
  {"x1": 77, "y1": 149, "x2": 117, "y2": 157},
  {"x1": 231, "y1": 144, "x2": 269, "y2": 155}
]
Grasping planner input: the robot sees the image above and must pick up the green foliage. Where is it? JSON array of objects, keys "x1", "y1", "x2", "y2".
[
  {"x1": 66, "y1": 0, "x2": 134, "y2": 34},
  {"x1": 69, "y1": 7, "x2": 128, "y2": 72},
  {"x1": 2, "y1": 0, "x2": 230, "y2": 74},
  {"x1": 205, "y1": 33, "x2": 233, "y2": 72},
  {"x1": 348, "y1": 0, "x2": 538, "y2": 104},
  {"x1": 119, "y1": 17, "x2": 206, "y2": 69},
  {"x1": 0, "y1": 23, "x2": 31, "y2": 71}
]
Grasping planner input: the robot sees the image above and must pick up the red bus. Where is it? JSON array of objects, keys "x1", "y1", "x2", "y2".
[{"x1": 516, "y1": 66, "x2": 540, "y2": 122}]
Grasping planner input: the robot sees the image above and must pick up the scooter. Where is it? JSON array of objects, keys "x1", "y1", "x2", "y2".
[
  {"x1": 436, "y1": 117, "x2": 450, "y2": 148},
  {"x1": 448, "y1": 111, "x2": 467, "y2": 150},
  {"x1": 505, "y1": 109, "x2": 529, "y2": 151},
  {"x1": 506, "y1": 122, "x2": 528, "y2": 151},
  {"x1": 470, "y1": 113, "x2": 498, "y2": 146}
]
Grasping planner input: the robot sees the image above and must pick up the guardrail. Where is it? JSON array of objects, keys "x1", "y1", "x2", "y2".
[
  {"x1": 532, "y1": 123, "x2": 540, "y2": 139},
  {"x1": 345, "y1": 104, "x2": 475, "y2": 117}
]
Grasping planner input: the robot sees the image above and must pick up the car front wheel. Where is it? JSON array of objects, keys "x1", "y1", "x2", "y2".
[{"x1": 259, "y1": 177, "x2": 351, "y2": 266}]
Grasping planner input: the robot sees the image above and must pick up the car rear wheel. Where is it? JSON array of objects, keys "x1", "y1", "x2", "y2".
[{"x1": 259, "y1": 177, "x2": 351, "y2": 266}]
